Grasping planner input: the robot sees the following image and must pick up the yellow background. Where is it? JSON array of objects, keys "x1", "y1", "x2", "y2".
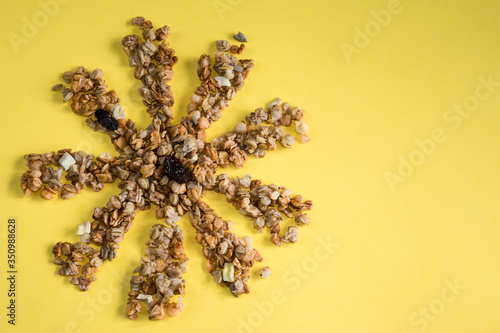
[{"x1": 1, "y1": 0, "x2": 500, "y2": 332}]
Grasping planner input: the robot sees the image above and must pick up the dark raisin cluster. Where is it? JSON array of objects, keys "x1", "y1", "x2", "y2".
[
  {"x1": 95, "y1": 109, "x2": 118, "y2": 131},
  {"x1": 163, "y1": 155, "x2": 189, "y2": 183}
]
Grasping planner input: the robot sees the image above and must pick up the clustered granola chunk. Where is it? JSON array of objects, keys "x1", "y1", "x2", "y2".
[
  {"x1": 60, "y1": 65, "x2": 140, "y2": 156},
  {"x1": 181, "y1": 39, "x2": 253, "y2": 136},
  {"x1": 189, "y1": 200, "x2": 263, "y2": 297},
  {"x1": 52, "y1": 181, "x2": 146, "y2": 291},
  {"x1": 126, "y1": 224, "x2": 188, "y2": 320},
  {"x1": 123, "y1": 16, "x2": 177, "y2": 118},
  {"x1": 21, "y1": 150, "x2": 125, "y2": 200},
  {"x1": 214, "y1": 174, "x2": 312, "y2": 246},
  {"x1": 210, "y1": 98, "x2": 310, "y2": 169},
  {"x1": 22, "y1": 16, "x2": 314, "y2": 321}
]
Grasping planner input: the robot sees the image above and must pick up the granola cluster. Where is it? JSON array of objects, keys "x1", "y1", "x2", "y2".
[
  {"x1": 21, "y1": 150, "x2": 121, "y2": 200},
  {"x1": 123, "y1": 16, "x2": 177, "y2": 118},
  {"x1": 190, "y1": 200, "x2": 263, "y2": 297},
  {"x1": 181, "y1": 39, "x2": 252, "y2": 136},
  {"x1": 52, "y1": 180, "x2": 146, "y2": 291},
  {"x1": 126, "y1": 224, "x2": 188, "y2": 320},
  {"x1": 213, "y1": 174, "x2": 312, "y2": 245},
  {"x1": 21, "y1": 17, "x2": 313, "y2": 321}
]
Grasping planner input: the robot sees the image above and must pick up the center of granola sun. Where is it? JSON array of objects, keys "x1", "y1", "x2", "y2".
[{"x1": 21, "y1": 16, "x2": 312, "y2": 321}]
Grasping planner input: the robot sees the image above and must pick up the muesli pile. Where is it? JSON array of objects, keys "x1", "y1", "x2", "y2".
[{"x1": 21, "y1": 17, "x2": 312, "y2": 320}]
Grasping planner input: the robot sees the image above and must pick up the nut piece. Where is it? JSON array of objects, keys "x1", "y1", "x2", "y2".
[
  {"x1": 137, "y1": 293, "x2": 154, "y2": 304},
  {"x1": 59, "y1": 152, "x2": 76, "y2": 171},
  {"x1": 259, "y1": 266, "x2": 272, "y2": 279},
  {"x1": 76, "y1": 220, "x2": 91, "y2": 236},
  {"x1": 112, "y1": 104, "x2": 127, "y2": 119},
  {"x1": 215, "y1": 76, "x2": 231, "y2": 87},
  {"x1": 222, "y1": 262, "x2": 235, "y2": 282}
]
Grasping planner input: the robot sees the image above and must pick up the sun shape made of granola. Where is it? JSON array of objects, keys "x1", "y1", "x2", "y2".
[{"x1": 20, "y1": 17, "x2": 312, "y2": 320}]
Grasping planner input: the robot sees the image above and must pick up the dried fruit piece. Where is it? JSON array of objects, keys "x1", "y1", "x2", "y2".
[
  {"x1": 163, "y1": 155, "x2": 189, "y2": 184},
  {"x1": 94, "y1": 109, "x2": 118, "y2": 131}
]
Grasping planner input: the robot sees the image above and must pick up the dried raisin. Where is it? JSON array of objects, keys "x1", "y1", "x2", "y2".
[
  {"x1": 163, "y1": 156, "x2": 189, "y2": 183},
  {"x1": 95, "y1": 109, "x2": 118, "y2": 131}
]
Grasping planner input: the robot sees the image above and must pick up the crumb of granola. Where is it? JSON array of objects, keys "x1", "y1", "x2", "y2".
[
  {"x1": 259, "y1": 266, "x2": 272, "y2": 279},
  {"x1": 233, "y1": 31, "x2": 247, "y2": 43},
  {"x1": 52, "y1": 84, "x2": 63, "y2": 91}
]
